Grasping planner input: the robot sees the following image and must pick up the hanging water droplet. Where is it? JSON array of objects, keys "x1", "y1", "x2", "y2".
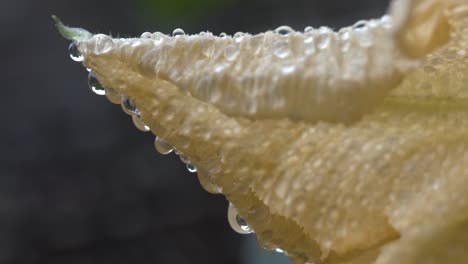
[
  {"x1": 224, "y1": 44, "x2": 239, "y2": 61},
  {"x1": 132, "y1": 115, "x2": 150, "y2": 132},
  {"x1": 154, "y1": 136, "x2": 174, "y2": 155},
  {"x1": 273, "y1": 41, "x2": 290, "y2": 59},
  {"x1": 275, "y1": 248, "x2": 284, "y2": 253},
  {"x1": 172, "y1": 28, "x2": 185, "y2": 37},
  {"x1": 275, "y1": 26, "x2": 293, "y2": 36},
  {"x1": 69, "y1": 42, "x2": 83, "y2": 62},
  {"x1": 353, "y1": 20, "x2": 367, "y2": 29},
  {"x1": 317, "y1": 27, "x2": 332, "y2": 50},
  {"x1": 179, "y1": 154, "x2": 190, "y2": 164},
  {"x1": 304, "y1": 26, "x2": 314, "y2": 33},
  {"x1": 87, "y1": 72, "x2": 105, "y2": 95},
  {"x1": 186, "y1": 163, "x2": 197, "y2": 173},
  {"x1": 105, "y1": 87, "x2": 121, "y2": 104},
  {"x1": 233, "y1": 32, "x2": 244, "y2": 43},
  {"x1": 228, "y1": 203, "x2": 253, "y2": 235},
  {"x1": 140, "y1": 32, "x2": 152, "y2": 38},
  {"x1": 121, "y1": 96, "x2": 139, "y2": 115}
]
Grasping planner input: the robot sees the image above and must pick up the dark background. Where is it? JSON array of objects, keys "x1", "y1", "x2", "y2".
[{"x1": 1, "y1": 0, "x2": 388, "y2": 263}]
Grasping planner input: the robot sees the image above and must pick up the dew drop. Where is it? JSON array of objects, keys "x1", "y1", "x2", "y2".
[
  {"x1": 275, "y1": 248, "x2": 284, "y2": 253},
  {"x1": 224, "y1": 44, "x2": 239, "y2": 61},
  {"x1": 227, "y1": 203, "x2": 253, "y2": 235},
  {"x1": 273, "y1": 40, "x2": 290, "y2": 59},
  {"x1": 140, "y1": 32, "x2": 152, "y2": 38},
  {"x1": 179, "y1": 154, "x2": 190, "y2": 164},
  {"x1": 219, "y1": 32, "x2": 228, "y2": 38},
  {"x1": 233, "y1": 32, "x2": 245, "y2": 43},
  {"x1": 353, "y1": 20, "x2": 367, "y2": 29},
  {"x1": 154, "y1": 136, "x2": 174, "y2": 155},
  {"x1": 69, "y1": 42, "x2": 83, "y2": 62},
  {"x1": 172, "y1": 28, "x2": 185, "y2": 37},
  {"x1": 304, "y1": 26, "x2": 314, "y2": 33},
  {"x1": 186, "y1": 163, "x2": 197, "y2": 173},
  {"x1": 303, "y1": 36, "x2": 316, "y2": 55},
  {"x1": 87, "y1": 72, "x2": 105, "y2": 95},
  {"x1": 275, "y1": 26, "x2": 293, "y2": 36},
  {"x1": 121, "y1": 96, "x2": 139, "y2": 116},
  {"x1": 132, "y1": 115, "x2": 150, "y2": 132},
  {"x1": 317, "y1": 27, "x2": 331, "y2": 50},
  {"x1": 105, "y1": 87, "x2": 121, "y2": 104}
]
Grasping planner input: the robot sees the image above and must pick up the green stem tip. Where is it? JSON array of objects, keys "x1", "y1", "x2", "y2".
[{"x1": 51, "y1": 15, "x2": 93, "y2": 41}]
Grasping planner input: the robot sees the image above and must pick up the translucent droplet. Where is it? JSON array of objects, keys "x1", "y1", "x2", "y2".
[
  {"x1": 132, "y1": 115, "x2": 150, "y2": 132},
  {"x1": 172, "y1": 28, "x2": 185, "y2": 37},
  {"x1": 303, "y1": 36, "x2": 316, "y2": 55},
  {"x1": 186, "y1": 163, "x2": 197, "y2": 173},
  {"x1": 87, "y1": 72, "x2": 105, "y2": 95},
  {"x1": 68, "y1": 42, "x2": 83, "y2": 62},
  {"x1": 151, "y1": 32, "x2": 165, "y2": 44},
  {"x1": 219, "y1": 32, "x2": 227, "y2": 38},
  {"x1": 233, "y1": 32, "x2": 244, "y2": 43},
  {"x1": 179, "y1": 154, "x2": 190, "y2": 164},
  {"x1": 353, "y1": 20, "x2": 367, "y2": 29},
  {"x1": 197, "y1": 170, "x2": 220, "y2": 194},
  {"x1": 140, "y1": 32, "x2": 152, "y2": 38},
  {"x1": 224, "y1": 44, "x2": 239, "y2": 61},
  {"x1": 92, "y1": 34, "x2": 114, "y2": 54},
  {"x1": 273, "y1": 41, "x2": 290, "y2": 59},
  {"x1": 105, "y1": 87, "x2": 121, "y2": 104},
  {"x1": 304, "y1": 26, "x2": 314, "y2": 33},
  {"x1": 121, "y1": 96, "x2": 139, "y2": 116},
  {"x1": 275, "y1": 26, "x2": 293, "y2": 36},
  {"x1": 317, "y1": 27, "x2": 331, "y2": 50},
  {"x1": 154, "y1": 136, "x2": 174, "y2": 155},
  {"x1": 227, "y1": 203, "x2": 253, "y2": 235},
  {"x1": 275, "y1": 248, "x2": 284, "y2": 253}
]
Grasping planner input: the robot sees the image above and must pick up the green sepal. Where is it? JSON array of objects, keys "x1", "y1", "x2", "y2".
[{"x1": 51, "y1": 15, "x2": 92, "y2": 41}]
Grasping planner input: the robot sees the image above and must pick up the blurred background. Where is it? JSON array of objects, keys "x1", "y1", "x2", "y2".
[{"x1": 1, "y1": 0, "x2": 388, "y2": 263}]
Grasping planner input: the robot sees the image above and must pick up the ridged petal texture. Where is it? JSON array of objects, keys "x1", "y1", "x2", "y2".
[{"x1": 62, "y1": 0, "x2": 468, "y2": 263}]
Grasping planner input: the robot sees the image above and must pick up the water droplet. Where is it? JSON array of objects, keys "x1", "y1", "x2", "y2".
[
  {"x1": 275, "y1": 248, "x2": 284, "y2": 253},
  {"x1": 317, "y1": 27, "x2": 331, "y2": 50},
  {"x1": 105, "y1": 87, "x2": 121, "y2": 104},
  {"x1": 186, "y1": 163, "x2": 197, "y2": 173},
  {"x1": 303, "y1": 36, "x2": 316, "y2": 55},
  {"x1": 132, "y1": 115, "x2": 150, "y2": 132},
  {"x1": 172, "y1": 28, "x2": 185, "y2": 37},
  {"x1": 151, "y1": 32, "x2": 165, "y2": 44},
  {"x1": 273, "y1": 40, "x2": 290, "y2": 59},
  {"x1": 154, "y1": 136, "x2": 174, "y2": 155},
  {"x1": 234, "y1": 32, "x2": 244, "y2": 43},
  {"x1": 140, "y1": 32, "x2": 152, "y2": 38},
  {"x1": 353, "y1": 20, "x2": 367, "y2": 29},
  {"x1": 92, "y1": 34, "x2": 114, "y2": 54},
  {"x1": 304, "y1": 26, "x2": 314, "y2": 33},
  {"x1": 275, "y1": 26, "x2": 293, "y2": 36},
  {"x1": 69, "y1": 42, "x2": 83, "y2": 62},
  {"x1": 179, "y1": 154, "x2": 190, "y2": 164},
  {"x1": 227, "y1": 203, "x2": 253, "y2": 235},
  {"x1": 121, "y1": 96, "x2": 139, "y2": 116},
  {"x1": 219, "y1": 32, "x2": 228, "y2": 38},
  {"x1": 87, "y1": 72, "x2": 105, "y2": 95},
  {"x1": 224, "y1": 44, "x2": 239, "y2": 61}
]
